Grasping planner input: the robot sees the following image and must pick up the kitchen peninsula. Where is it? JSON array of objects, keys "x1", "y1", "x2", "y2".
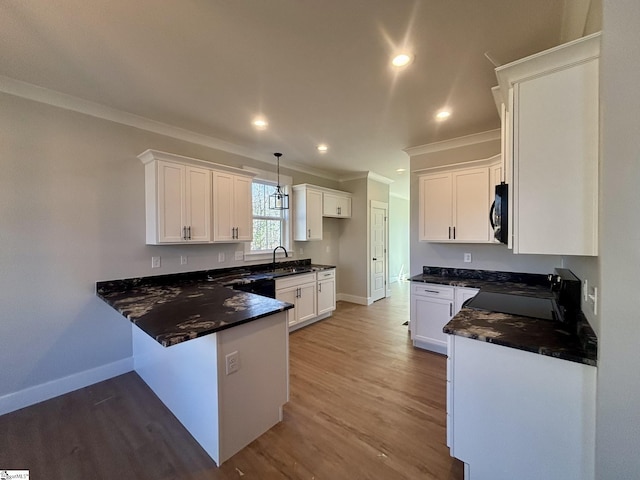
[
  {"x1": 97, "y1": 267, "x2": 296, "y2": 466},
  {"x1": 410, "y1": 267, "x2": 598, "y2": 480}
]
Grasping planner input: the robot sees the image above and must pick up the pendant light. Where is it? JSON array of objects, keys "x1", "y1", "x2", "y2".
[{"x1": 269, "y1": 152, "x2": 289, "y2": 210}]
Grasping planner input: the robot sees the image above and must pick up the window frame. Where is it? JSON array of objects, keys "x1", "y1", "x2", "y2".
[{"x1": 243, "y1": 167, "x2": 293, "y2": 261}]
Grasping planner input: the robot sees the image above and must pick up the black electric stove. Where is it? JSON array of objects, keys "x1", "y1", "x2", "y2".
[
  {"x1": 464, "y1": 291, "x2": 559, "y2": 321},
  {"x1": 463, "y1": 268, "x2": 582, "y2": 328}
]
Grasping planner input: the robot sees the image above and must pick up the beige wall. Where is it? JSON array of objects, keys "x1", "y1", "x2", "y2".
[
  {"x1": 0, "y1": 92, "x2": 340, "y2": 399},
  {"x1": 337, "y1": 177, "x2": 368, "y2": 299}
]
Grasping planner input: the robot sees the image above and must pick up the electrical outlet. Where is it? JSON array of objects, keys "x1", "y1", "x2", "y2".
[
  {"x1": 151, "y1": 256, "x2": 161, "y2": 268},
  {"x1": 218, "y1": 252, "x2": 225, "y2": 263},
  {"x1": 225, "y1": 351, "x2": 239, "y2": 375},
  {"x1": 180, "y1": 255, "x2": 188, "y2": 265},
  {"x1": 235, "y1": 251, "x2": 244, "y2": 261},
  {"x1": 464, "y1": 253, "x2": 472, "y2": 263}
]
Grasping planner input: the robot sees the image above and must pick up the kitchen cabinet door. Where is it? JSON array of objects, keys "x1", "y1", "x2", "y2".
[
  {"x1": 151, "y1": 160, "x2": 211, "y2": 244},
  {"x1": 452, "y1": 168, "x2": 490, "y2": 242},
  {"x1": 276, "y1": 286, "x2": 299, "y2": 327},
  {"x1": 317, "y1": 270, "x2": 336, "y2": 316},
  {"x1": 293, "y1": 185, "x2": 323, "y2": 241},
  {"x1": 323, "y1": 192, "x2": 351, "y2": 218},
  {"x1": 213, "y1": 171, "x2": 253, "y2": 242},
  {"x1": 410, "y1": 283, "x2": 455, "y2": 354},
  {"x1": 419, "y1": 173, "x2": 452, "y2": 241}
]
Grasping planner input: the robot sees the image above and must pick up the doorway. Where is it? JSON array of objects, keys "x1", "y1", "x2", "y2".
[{"x1": 370, "y1": 200, "x2": 388, "y2": 303}]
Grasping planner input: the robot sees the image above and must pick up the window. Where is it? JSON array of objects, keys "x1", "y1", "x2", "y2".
[{"x1": 249, "y1": 180, "x2": 290, "y2": 253}]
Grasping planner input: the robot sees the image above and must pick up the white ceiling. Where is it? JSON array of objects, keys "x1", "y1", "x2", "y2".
[{"x1": 0, "y1": 0, "x2": 568, "y2": 195}]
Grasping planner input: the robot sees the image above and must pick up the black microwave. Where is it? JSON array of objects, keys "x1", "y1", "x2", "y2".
[{"x1": 490, "y1": 182, "x2": 508, "y2": 244}]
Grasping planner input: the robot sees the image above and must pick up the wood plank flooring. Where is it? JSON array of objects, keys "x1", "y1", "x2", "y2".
[{"x1": 0, "y1": 281, "x2": 463, "y2": 479}]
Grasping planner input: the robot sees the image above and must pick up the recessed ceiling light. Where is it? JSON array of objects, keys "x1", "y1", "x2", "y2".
[
  {"x1": 252, "y1": 117, "x2": 268, "y2": 130},
  {"x1": 396, "y1": 168, "x2": 406, "y2": 173},
  {"x1": 391, "y1": 53, "x2": 413, "y2": 68},
  {"x1": 435, "y1": 110, "x2": 451, "y2": 121},
  {"x1": 317, "y1": 144, "x2": 328, "y2": 153}
]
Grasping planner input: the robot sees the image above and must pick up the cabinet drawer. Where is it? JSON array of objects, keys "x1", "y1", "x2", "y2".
[
  {"x1": 411, "y1": 283, "x2": 454, "y2": 300},
  {"x1": 275, "y1": 272, "x2": 316, "y2": 290},
  {"x1": 316, "y1": 269, "x2": 335, "y2": 280}
]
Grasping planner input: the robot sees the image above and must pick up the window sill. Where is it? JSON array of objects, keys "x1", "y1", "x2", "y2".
[{"x1": 243, "y1": 251, "x2": 293, "y2": 262}]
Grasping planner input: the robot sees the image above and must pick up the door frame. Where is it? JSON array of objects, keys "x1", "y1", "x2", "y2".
[{"x1": 369, "y1": 200, "x2": 389, "y2": 303}]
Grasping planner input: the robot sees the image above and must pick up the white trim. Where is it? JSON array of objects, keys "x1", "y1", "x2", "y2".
[
  {"x1": 339, "y1": 171, "x2": 394, "y2": 185},
  {"x1": 0, "y1": 357, "x2": 134, "y2": 416},
  {"x1": 368, "y1": 172, "x2": 394, "y2": 185},
  {"x1": 390, "y1": 191, "x2": 409, "y2": 201},
  {"x1": 412, "y1": 153, "x2": 501, "y2": 175},
  {"x1": 404, "y1": 129, "x2": 501, "y2": 156},
  {"x1": 337, "y1": 293, "x2": 371, "y2": 305}
]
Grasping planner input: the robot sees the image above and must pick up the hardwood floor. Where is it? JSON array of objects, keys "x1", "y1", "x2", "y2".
[{"x1": 0, "y1": 282, "x2": 463, "y2": 479}]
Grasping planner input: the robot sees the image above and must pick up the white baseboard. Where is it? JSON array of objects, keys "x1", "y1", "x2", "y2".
[
  {"x1": 336, "y1": 293, "x2": 370, "y2": 305},
  {"x1": 0, "y1": 357, "x2": 134, "y2": 416}
]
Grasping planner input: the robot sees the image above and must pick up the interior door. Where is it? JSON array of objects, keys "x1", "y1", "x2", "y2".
[{"x1": 370, "y1": 201, "x2": 387, "y2": 303}]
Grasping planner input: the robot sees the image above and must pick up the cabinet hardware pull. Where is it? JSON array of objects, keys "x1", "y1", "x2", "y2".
[
  {"x1": 188, "y1": 226, "x2": 191, "y2": 240},
  {"x1": 424, "y1": 289, "x2": 440, "y2": 294},
  {"x1": 183, "y1": 226, "x2": 187, "y2": 240},
  {"x1": 308, "y1": 229, "x2": 311, "y2": 238},
  {"x1": 453, "y1": 226, "x2": 456, "y2": 239},
  {"x1": 450, "y1": 303, "x2": 453, "y2": 316},
  {"x1": 448, "y1": 226, "x2": 452, "y2": 239}
]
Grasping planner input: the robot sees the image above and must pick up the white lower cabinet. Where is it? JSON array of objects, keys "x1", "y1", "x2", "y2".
[
  {"x1": 316, "y1": 269, "x2": 336, "y2": 316},
  {"x1": 275, "y1": 269, "x2": 336, "y2": 331},
  {"x1": 410, "y1": 283, "x2": 478, "y2": 354},
  {"x1": 275, "y1": 273, "x2": 317, "y2": 328},
  {"x1": 447, "y1": 334, "x2": 596, "y2": 480}
]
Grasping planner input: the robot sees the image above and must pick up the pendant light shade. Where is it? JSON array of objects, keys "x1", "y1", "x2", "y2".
[{"x1": 269, "y1": 152, "x2": 289, "y2": 210}]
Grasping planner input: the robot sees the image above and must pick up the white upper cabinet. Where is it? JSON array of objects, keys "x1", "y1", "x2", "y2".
[
  {"x1": 212, "y1": 171, "x2": 253, "y2": 242},
  {"x1": 139, "y1": 149, "x2": 255, "y2": 245},
  {"x1": 418, "y1": 161, "x2": 495, "y2": 243},
  {"x1": 144, "y1": 159, "x2": 211, "y2": 244},
  {"x1": 322, "y1": 191, "x2": 351, "y2": 218},
  {"x1": 293, "y1": 185, "x2": 323, "y2": 241},
  {"x1": 496, "y1": 32, "x2": 600, "y2": 256}
]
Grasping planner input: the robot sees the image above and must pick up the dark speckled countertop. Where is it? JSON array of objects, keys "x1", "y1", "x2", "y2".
[
  {"x1": 411, "y1": 266, "x2": 597, "y2": 366},
  {"x1": 97, "y1": 259, "x2": 334, "y2": 347}
]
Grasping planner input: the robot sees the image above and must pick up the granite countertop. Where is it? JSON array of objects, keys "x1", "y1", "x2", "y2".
[
  {"x1": 444, "y1": 308, "x2": 597, "y2": 366},
  {"x1": 410, "y1": 267, "x2": 553, "y2": 298},
  {"x1": 411, "y1": 266, "x2": 597, "y2": 366},
  {"x1": 97, "y1": 259, "x2": 334, "y2": 347}
]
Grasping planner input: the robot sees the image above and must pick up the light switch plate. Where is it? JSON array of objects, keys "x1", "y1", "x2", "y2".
[
  {"x1": 151, "y1": 256, "x2": 161, "y2": 268},
  {"x1": 464, "y1": 253, "x2": 472, "y2": 263}
]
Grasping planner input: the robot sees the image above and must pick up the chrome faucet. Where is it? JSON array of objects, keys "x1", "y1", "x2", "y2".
[{"x1": 273, "y1": 245, "x2": 288, "y2": 271}]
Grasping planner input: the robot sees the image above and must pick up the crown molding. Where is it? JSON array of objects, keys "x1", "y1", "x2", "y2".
[
  {"x1": 338, "y1": 171, "x2": 394, "y2": 185},
  {"x1": 367, "y1": 172, "x2": 394, "y2": 185},
  {"x1": 0, "y1": 74, "x2": 345, "y2": 183},
  {"x1": 404, "y1": 129, "x2": 501, "y2": 157},
  {"x1": 390, "y1": 192, "x2": 409, "y2": 201}
]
